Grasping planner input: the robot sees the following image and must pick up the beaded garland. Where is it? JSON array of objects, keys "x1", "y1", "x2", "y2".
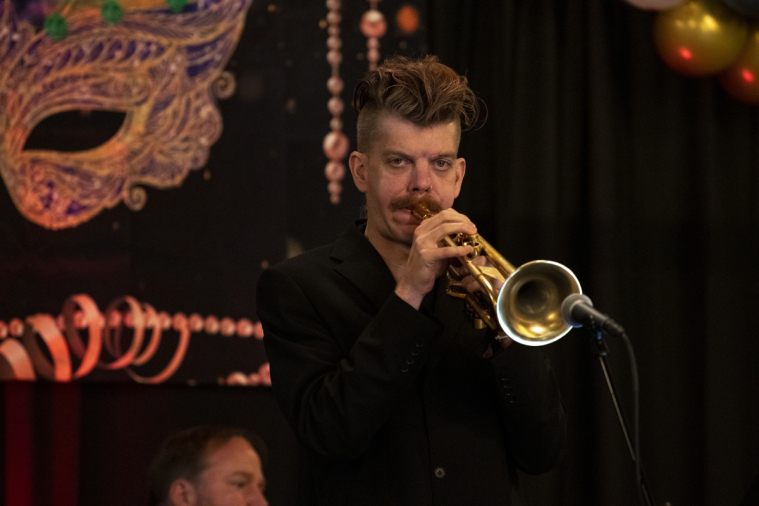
[
  {"x1": 361, "y1": 0, "x2": 387, "y2": 71},
  {"x1": 323, "y1": 0, "x2": 388, "y2": 204},
  {"x1": 322, "y1": 0, "x2": 350, "y2": 204}
]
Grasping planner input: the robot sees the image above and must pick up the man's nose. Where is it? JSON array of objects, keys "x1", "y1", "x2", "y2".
[
  {"x1": 408, "y1": 162, "x2": 432, "y2": 192},
  {"x1": 248, "y1": 487, "x2": 268, "y2": 506}
]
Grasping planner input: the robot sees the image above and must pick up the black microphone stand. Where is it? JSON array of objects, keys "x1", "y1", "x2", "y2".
[{"x1": 592, "y1": 329, "x2": 657, "y2": 506}]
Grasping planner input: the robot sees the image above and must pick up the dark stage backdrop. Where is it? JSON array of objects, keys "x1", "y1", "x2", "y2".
[
  {"x1": 429, "y1": 2, "x2": 759, "y2": 506},
  {"x1": 2, "y1": 0, "x2": 759, "y2": 505}
]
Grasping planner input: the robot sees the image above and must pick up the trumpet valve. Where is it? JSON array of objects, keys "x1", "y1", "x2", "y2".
[
  {"x1": 445, "y1": 280, "x2": 468, "y2": 299},
  {"x1": 455, "y1": 233, "x2": 482, "y2": 256},
  {"x1": 464, "y1": 302, "x2": 487, "y2": 329}
]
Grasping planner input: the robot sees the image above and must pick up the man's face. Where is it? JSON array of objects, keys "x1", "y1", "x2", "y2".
[
  {"x1": 350, "y1": 114, "x2": 466, "y2": 248},
  {"x1": 191, "y1": 437, "x2": 268, "y2": 506}
]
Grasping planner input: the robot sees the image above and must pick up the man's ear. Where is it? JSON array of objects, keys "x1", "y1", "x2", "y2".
[
  {"x1": 453, "y1": 157, "x2": 466, "y2": 198},
  {"x1": 349, "y1": 151, "x2": 368, "y2": 193},
  {"x1": 168, "y1": 478, "x2": 197, "y2": 506}
]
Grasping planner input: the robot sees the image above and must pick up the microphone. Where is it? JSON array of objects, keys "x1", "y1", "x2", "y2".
[{"x1": 561, "y1": 293, "x2": 625, "y2": 336}]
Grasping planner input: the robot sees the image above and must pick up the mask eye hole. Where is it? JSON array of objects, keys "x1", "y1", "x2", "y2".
[{"x1": 23, "y1": 110, "x2": 127, "y2": 152}]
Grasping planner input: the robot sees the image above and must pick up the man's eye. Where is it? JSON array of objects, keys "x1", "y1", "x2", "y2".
[{"x1": 435, "y1": 160, "x2": 451, "y2": 169}]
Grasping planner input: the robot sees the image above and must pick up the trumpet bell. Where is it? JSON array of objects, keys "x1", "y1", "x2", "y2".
[{"x1": 496, "y1": 260, "x2": 582, "y2": 346}]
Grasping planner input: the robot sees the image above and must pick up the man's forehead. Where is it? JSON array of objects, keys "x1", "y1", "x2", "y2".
[
  {"x1": 379, "y1": 146, "x2": 457, "y2": 158},
  {"x1": 374, "y1": 113, "x2": 459, "y2": 134},
  {"x1": 204, "y1": 437, "x2": 261, "y2": 468},
  {"x1": 372, "y1": 116, "x2": 460, "y2": 155},
  {"x1": 196, "y1": 438, "x2": 266, "y2": 493}
]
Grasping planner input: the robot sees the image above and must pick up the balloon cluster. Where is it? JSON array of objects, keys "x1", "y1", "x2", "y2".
[{"x1": 627, "y1": 0, "x2": 759, "y2": 105}]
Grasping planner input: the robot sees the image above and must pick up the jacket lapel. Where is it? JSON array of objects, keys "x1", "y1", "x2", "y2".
[
  {"x1": 331, "y1": 221, "x2": 398, "y2": 312},
  {"x1": 329, "y1": 221, "x2": 471, "y2": 340}
]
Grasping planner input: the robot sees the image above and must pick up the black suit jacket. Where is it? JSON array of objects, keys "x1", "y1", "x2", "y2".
[{"x1": 256, "y1": 221, "x2": 566, "y2": 506}]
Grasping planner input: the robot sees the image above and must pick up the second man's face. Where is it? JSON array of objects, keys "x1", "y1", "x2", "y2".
[
  {"x1": 192, "y1": 437, "x2": 268, "y2": 506},
  {"x1": 350, "y1": 114, "x2": 466, "y2": 249}
]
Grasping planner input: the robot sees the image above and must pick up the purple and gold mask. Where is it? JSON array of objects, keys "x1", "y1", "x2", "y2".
[{"x1": 0, "y1": 0, "x2": 251, "y2": 229}]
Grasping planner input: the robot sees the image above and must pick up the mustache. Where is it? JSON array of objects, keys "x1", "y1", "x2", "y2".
[{"x1": 390, "y1": 195, "x2": 443, "y2": 214}]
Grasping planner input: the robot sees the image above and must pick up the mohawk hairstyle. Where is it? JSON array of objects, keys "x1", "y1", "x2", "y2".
[{"x1": 353, "y1": 55, "x2": 483, "y2": 153}]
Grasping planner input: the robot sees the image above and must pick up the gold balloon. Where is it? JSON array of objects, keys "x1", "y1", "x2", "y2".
[
  {"x1": 719, "y1": 26, "x2": 759, "y2": 104},
  {"x1": 653, "y1": 0, "x2": 749, "y2": 76}
]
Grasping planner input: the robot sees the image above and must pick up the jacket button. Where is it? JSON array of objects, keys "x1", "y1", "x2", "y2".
[
  {"x1": 400, "y1": 364, "x2": 410, "y2": 373},
  {"x1": 434, "y1": 467, "x2": 446, "y2": 479}
]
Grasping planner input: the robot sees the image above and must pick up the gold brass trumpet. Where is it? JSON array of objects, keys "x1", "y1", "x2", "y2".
[{"x1": 414, "y1": 203, "x2": 582, "y2": 346}]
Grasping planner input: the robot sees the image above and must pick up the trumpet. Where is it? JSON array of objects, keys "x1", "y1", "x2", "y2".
[{"x1": 414, "y1": 203, "x2": 582, "y2": 346}]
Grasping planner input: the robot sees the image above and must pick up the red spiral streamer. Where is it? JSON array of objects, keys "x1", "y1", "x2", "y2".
[{"x1": 0, "y1": 294, "x2": 268, "y2": 386}]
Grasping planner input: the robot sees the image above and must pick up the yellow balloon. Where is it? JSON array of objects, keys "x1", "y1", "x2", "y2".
[
  {"x1": 653, "y1": 0, "x2": 749, "y2": 76},
  {"x1": 719, "y1": 26, "x2": 759, "y2": 104}
]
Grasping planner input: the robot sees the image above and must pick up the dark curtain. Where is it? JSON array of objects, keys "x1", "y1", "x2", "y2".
[{"x1": 429, "y1": 1, "x2": 759, "y2": 506}]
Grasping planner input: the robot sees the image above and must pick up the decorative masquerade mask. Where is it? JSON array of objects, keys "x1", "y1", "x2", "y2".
[{"x1": 0, "y1": 0, "x2": 252, "y2": 229}]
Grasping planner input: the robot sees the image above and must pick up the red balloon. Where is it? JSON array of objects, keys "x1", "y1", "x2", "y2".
[{"x1": 719, "y1": 27, "x2": 759, "y2": 104}]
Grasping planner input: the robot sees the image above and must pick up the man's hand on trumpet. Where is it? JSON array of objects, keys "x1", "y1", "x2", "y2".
[
  {"x1": 394, "y1": 208, "x2": 476, "y2": 310},
  {"x1": 457, "y1": 255, "x2": 514, "y2": 349}
]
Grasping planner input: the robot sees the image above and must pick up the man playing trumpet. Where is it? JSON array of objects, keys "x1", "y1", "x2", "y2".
[{"x1": 256, "y1": 55, "x2": 566, "y2": 505}]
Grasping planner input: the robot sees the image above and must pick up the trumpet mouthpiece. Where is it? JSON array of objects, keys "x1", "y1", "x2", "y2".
[{"x1": 412, "y1": 202, "x2": 434, "y2": 221}]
